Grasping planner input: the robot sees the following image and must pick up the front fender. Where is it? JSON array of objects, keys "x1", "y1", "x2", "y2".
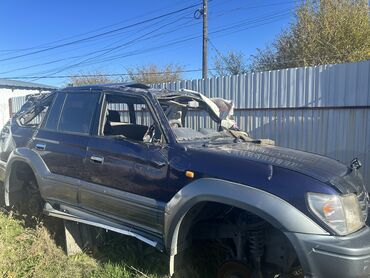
[
  {"x1": 4, "y1": 147, "x2": 50, "y2": 206},
  {"x1": 164, "y1": 178, "x2": 328, "y2": 256}
]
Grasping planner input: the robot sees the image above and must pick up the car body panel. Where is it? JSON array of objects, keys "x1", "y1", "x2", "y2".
[
  {"x1": 78, "y1": 180, "x2": 165, "y2": 234},
  {"x1": 33, "y1": 129, "x2": 90, "y2": 180},
  {"x1": 177, "y1": 143, "x2": 348, "y2": 216},
  {"x1": 164, "y1": 177, "x2": 329, "y2": 255},
  {"x1": 185, "y1": 142, "x2": 349, "y2": 183},
  {"x1": 286, "y1": 227, "x2": 370, "y2": 277},
  {"x1": 83, "y1": 136, "x2": 167, "y2": 233}
]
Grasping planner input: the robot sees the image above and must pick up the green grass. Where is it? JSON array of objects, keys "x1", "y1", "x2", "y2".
[{"x1": 0, "y1": 210, "x2": 168, "y2": 278}]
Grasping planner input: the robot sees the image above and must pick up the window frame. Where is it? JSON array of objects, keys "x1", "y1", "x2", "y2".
[
  {"x1": 96, "y1": 92, "x2": 168, "y2": 145},
  {"x1": 40, "y1": 91, "x2": 101, "y2": 136},
  {"x1": 40, "y1": 92, "x2": 66, "y2": 131}
]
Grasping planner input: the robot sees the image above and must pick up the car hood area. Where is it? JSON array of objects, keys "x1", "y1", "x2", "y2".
[{"x1": 186, "y1": 142, "x2": 349, "y2": 184}]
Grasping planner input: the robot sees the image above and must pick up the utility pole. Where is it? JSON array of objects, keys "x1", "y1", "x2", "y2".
[{"x1": 202, "y1": 0, "x2": 208, "y2": 79}]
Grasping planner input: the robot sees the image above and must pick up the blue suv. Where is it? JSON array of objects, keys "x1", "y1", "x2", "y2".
[{"x1": 0, "y1": 83, "x2": 369, "y2": 278}]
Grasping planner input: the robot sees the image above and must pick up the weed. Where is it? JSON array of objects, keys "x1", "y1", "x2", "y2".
[{"x1": 0, "y1": 211, "x2": 168, "y2": 278}]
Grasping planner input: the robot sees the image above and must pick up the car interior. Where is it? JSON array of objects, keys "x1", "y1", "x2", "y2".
[{"x1": 102, "y1": 94, "x2": 160, "y2": 142}]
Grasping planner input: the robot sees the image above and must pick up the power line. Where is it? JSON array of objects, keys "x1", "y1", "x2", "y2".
[
  {"x1": 208, "y1": 39, "x2": 224, "y2": 59},
  {"x1": 0, "y1": 2, "x2": 202, "y2": 63},
  {"x1": 0, "y1": 10, "x2": 194, "y2": 70},
  {"x1": 0, "y1": 0, "x2": 220, "y2": 59},
  {"x1": 0, "y1": 1, "x2": 217, "y2": 68},
  {"x1": 211, "y1": 0, "x2": 297, "y2": 17},
  {"x1": 1, "y1": 9, "x2": 293, "y2": 81},
  {"x1": 28, "y1": 17, "x2": 191, "y2": 82},
  {"x1": 75, "y1": 10, "x2": 290, "y2": 68},
  {"x1": 29, "y1": 35, "x2": 203, "y2": 81},
  {"x1": 2, "y1": 51, "x2": 360, "y2": 81},
  {"x1": 3, "y1": 23, "x2": 201, "y2": 78},
  {"x1": 0, "y1": 1, "x2": 200, "y2": 54},
  {"x1": 211, "y1": 10, "x2": 291, "y2": 35},
  {"x1": 27, "y1": 17, "x2": 201, "y2": 80},
  {"x1": 1, "y1": 68, "x2": 210, "y2": 80},
  {"x1": 53, "y1": 10, "x2": 291, "y2": 72},
  {"x1": 0, "y1": 16, "x2": 189, "y2": 74},
  {"x1": 0, "y1": 7, "x2": 291, "y2": 78},
  {"x1": 5, "y1": 18, "x2": 287, "y2": 81},
  {"x1": 1, "y1": 0, "x2": 213, "y2": 55},
  {"x1": 0, "y1": 15, "x2": 197, "y2": 76}
]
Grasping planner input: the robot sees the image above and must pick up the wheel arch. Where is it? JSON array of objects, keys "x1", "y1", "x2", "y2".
[
  {"x1": 164, "y1": 178, "x2": 328, "y2": 275},
  {"x1": 4, "y1": 148, "x2": 49, "y2": 206}
]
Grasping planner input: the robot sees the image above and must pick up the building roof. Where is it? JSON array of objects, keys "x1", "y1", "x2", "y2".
[{"x1": 0, "y1": 78, "x2": 57, "y2": 90}]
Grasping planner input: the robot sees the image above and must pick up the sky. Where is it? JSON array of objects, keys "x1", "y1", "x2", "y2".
[{"x1": 0, "y1": 0, "x2": 297, "y2": 87}]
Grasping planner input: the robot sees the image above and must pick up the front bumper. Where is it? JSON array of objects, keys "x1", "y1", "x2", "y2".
[{"x1": 286, "y1": 226, "x2": 370, "y2": 278}]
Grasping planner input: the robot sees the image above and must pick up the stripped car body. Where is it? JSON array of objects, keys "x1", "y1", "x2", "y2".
[{"x1": 0, "y1": 83, "x2": 369, "y2": 278}]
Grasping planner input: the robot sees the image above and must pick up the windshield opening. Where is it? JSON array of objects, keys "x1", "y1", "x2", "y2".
[{"x1": 156, "y1": 90, "x2": 237, "y2": 142}]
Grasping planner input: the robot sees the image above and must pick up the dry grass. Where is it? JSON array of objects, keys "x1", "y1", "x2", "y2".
[{"x1": 0, "y1": 210, "x2": 168, "y2": 278}]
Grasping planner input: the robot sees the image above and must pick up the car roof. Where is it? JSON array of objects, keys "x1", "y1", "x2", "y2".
[
  {"x1": 60, "y1": 83, "x2": 203, "y2": 100},
  {"x1": 62, "y1": 82, "x2": 151, "y2": 92}
]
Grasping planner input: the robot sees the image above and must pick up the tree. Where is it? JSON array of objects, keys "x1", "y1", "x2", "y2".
[
  {"x1": 213, "y1": 51, "x2": 248, "y2": 76},
  {"x1": 68, "y1": 72, "x2": 115, "y2": 86},
  {"x1": 67, "y1": 64, "x2": 184, "y2": 86},
  {"x1": 251, "y1": 0, "x2": 370, "y2": 71},
  {"x1": 126, "y1": 64, "x2": 184, "y2": 84}
]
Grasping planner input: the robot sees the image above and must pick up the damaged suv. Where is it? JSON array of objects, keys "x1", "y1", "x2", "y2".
[{"x1": 1, "y1": 83, "x2": 370, "y2": 278}]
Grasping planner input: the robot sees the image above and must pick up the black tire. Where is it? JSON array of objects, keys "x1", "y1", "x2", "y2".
[
  {"x1": 11, "y1": 178, "x2": 44, "y2": 226},
  {"x1": 24, "y1": 179, "x2": 44, "y2": 217}
]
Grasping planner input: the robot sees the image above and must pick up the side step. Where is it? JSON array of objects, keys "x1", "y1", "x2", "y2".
[{"x1": 43, "y1": 203, "x2": 159, "y2": 249}]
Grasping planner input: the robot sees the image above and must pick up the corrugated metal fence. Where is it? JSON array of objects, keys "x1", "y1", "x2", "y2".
[
  {"x1": 10, "y1": 60, "x2": 370, "y2": 188},
  {"x1": 153, "y1": 60, "x2": 370, "y2": 188}
]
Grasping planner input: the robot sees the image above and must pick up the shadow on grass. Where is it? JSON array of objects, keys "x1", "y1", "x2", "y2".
[
  {"x1": 42, "y1": 219, "x2": 223, "y2": 278},
  {"x1": 0, "y1": 195, "x2": 221, "y2": 278},
  {"x1": 40, "y1": 216, "x2": 169, "y2": 277},
  {"x1": 1, "y1": 208, "x2": 168, "y2": 277},
  {"x1": 94, "y1": 232, "x2": 168, "y2": 277}
]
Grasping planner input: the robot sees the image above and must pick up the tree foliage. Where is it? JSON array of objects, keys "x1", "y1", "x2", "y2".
[
  {"x1": 213, "y1": 51, "x2": 248, "y2": 76},
  {"x1": 126, "y1": 64, "x2": 184, "y2": 84},
  {"x1": 251, "y1": 0, "x2": 370, "y2": 71},
  {"x1": 68, "y1": 72, "x2": 115, "y2": 86},
  {"x1": 68, "y1": 64, "x2": 184, "y2": 86}
]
